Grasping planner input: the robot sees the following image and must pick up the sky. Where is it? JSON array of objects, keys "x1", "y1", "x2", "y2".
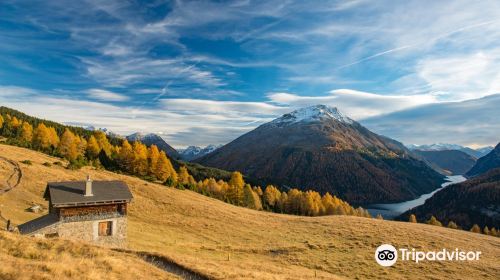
[{"x1": 0, "y1": 0, "x2": 499, "y2": 148}]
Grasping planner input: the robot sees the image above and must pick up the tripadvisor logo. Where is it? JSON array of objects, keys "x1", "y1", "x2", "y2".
[{"x1": 375, "y1": 244, "x2": 481, "y2": 267}]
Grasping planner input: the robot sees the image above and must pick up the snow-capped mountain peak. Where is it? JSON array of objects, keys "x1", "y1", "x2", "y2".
[{"x1": 271, "y1": 105, "x2": 354, "y2": 125}]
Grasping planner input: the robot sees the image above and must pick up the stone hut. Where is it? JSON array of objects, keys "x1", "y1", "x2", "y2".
[{"x1": 18, "y1": 176, "x2": 133, "y2": 247}]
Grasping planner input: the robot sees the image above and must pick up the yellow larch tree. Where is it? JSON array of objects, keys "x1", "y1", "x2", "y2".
[{"x1": 20, "y1": 122, "x2": 33, "y2": 142}]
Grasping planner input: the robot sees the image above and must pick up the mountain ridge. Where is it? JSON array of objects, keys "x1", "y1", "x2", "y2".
[{"x1": 198, "y1": 105, "x2": 444, "y2": 204}]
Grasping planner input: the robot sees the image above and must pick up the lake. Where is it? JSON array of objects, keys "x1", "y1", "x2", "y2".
[{"x1": 365, "y1": 175, "x2": 466, "y2": 219}]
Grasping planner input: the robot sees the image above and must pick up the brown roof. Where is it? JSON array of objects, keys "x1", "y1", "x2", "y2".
[{"x1": 44, "y1": 180, "x2": 133, "y2": 207}]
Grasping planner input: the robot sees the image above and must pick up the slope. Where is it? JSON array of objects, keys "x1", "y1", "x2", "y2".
[
  {"x1": 1, "y1": 144, "x2": 499, "y2": 279},
  {"x1": 414, "y1": 150, "x2": 477, "y2": 175},
  {"x1": 467, "y1": 143, "x2": 500, "y2": 177},
  {"x1": 0, "y1": 231, "x2": 177, "y2": 280},
  {"x1": 198, "y1": 105, "x2": 444, "y2": 204},
  {"x1": 398, "y1": 168, "x2": 500, "y2": 229}
]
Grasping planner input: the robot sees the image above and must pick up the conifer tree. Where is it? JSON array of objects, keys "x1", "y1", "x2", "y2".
[
  {"x1": 58, "y1": 129, "x2": 78, "y2": 161},
  {"x1": 148, "y1": 145, "x2": 160, "y2": 176},
  {"x1": 86, "y1": 135, "x2": 100, "y2": 159},
  {"x1": 243, "y1": 184, "x2": 262, "y2": 210},
  {"x1": 427, "y1": 216, "x2": 442, "y2": 226},
  {"x1": 20, "y1": 122, "x2": 33, "y2": 143},
  {"x1": 483, "y1": 226, "x2": 490, "y2": 235},
  {"x1": 409, "y1": 214, "x2": 417, "y2": 223},
  {"x1": 0, "y1": 115, "x2": 4, "y2": 129},
  {"x1": 118, "y1": 140, "x2": 134, "y2": 172},
  {"x1": 376, "y1": 214, "x2": 384, "y2": 220},
  {"x1": 94, "y1": 131, "x2": 112, "y2": 155},
  {"x1": 132, "y1": 141, "x2": 148, "y2": 176},
  {"x1": 263, "y1": 185, "x2": 281, "y2": 210},
  {"x1": 470, "y1": 224, "x2": 481, "y2": 233},
  {"x1": 10, "y1": 116, "x2": 21, "y2": 128},
  {"x1": 156, "y1": 151, "x2": 178, "y2": 182},
  {"x1": 47, "y1": 126, "x2": 60, "y2": 148},
  {"x1": 490, "y1": 228, "x2": 498, "y2": 237},
  {"x1": 447, "y1": 221, "x2": 458, "y2": 229},
  {"x1": 228, "y1": 171, "x2": 245, "y2": 205},
  {"x1": 178, "y1": 166, "x2": 195, "y2": 185},
  {"x1": 33, "y1": 123, "x2": 51, "y2": 150}
]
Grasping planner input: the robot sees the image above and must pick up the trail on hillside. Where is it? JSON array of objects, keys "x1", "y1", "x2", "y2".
[
  {"x1": 114, "y1": 249, "x2": 213, "y2": 280},
  {"x1": 0, "y1": 156, "x2": 22, "y2": 195}
]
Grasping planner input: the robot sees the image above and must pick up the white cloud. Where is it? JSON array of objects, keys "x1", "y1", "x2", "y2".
[
  {"x1": 87, "y1": 89, "x2": 129, "y2": 102},
  {"x1": 415, "y1": 52, "x2": 500, "y2": 100},
  {"x1": 268, "y1": 89, "x2": 437, "y2": 119}
]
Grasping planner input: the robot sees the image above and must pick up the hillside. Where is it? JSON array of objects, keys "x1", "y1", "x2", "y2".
[
  {"x1": 408, "y1": 143, "x2": 493, "y2": 158},
  {"x1": 467, "y1": 143, "x2": 500, "y2": 177},
  {"x1": 414, "y1": 150, "x2": 477, "y2": 175},
  {"x1": 127, "y1": 133, "x2": 181, "y2": 160},
  {"x1": 398, "y1": 168, "x2": 500, "y2": 229},
  {"x1": 1, "y1": 144, "x2": 499, "y2": 279},
  {"x1": 0, "y1": 231, "x2": 176, "y2": 280},
  {"x1": 198, "y1": 105, "x2": 444, "y2": 204}
]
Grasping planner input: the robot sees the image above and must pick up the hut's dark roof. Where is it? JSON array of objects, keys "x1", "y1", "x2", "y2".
[
  {"x1": 44, "y1": 180, "x2": 133, "y2": 207},
  {"x1": 18, "y1": 214, "x2": 59, "y2": 235}
]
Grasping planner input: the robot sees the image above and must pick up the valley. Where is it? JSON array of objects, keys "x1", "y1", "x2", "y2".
[{"x1": 1, "y1": 144, "x2": 499, "y2": 279}]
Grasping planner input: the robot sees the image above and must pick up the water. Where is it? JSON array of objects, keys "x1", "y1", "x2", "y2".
[{"x1": 365, "y1": 175, "x2": 466, "y2": 219}]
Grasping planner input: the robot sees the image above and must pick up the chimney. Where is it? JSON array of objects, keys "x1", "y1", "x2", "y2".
[{"x1": 85, "y1": 175, "x2": 93, "y2": 196}]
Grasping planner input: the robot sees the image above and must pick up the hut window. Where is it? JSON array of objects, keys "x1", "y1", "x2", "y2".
[{"x1": 98, "y1": 221, "x2": 113, "y2": 236}]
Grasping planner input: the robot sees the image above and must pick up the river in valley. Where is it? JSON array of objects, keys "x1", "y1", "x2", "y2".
[{"x1": 365, "y1": 175, "x2": 466, "y2": 220}]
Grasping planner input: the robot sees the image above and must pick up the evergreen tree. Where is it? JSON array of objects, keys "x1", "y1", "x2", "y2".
[
  {"x1": 0, "y1": 115, "x2": 4, "y2": 129},
  {"x1": 263, "y1": 185, "x2": 281, "y2": 210},
  {"x1": 490, "y1": 228, "x2": 498, "y2": 237},
  {"x1": 470, "y1": 224, "x2": 481, "y2": 233},
  {"x1": 118, "y1": 140, "x2": 134, "y2": 172},
  {"x1": 409, "y1": 214, "x2": 417, "y2": 223}
]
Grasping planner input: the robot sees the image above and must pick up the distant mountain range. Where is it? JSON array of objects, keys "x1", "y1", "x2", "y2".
[
  {"x1": 126, "y1": 133, "x2": 180, "y2": 159},
  {"x1": 197, "y1": 105, "x2": 444, "y2": 204},
  {"x1": 178, "y1": 145, "x2": 222, "y2": 161},
  {"x1": 399, "y1": 167, "x2": 500, "y2": 229},
  {"x1": 466, "y1": 143, "x2": 500, "y2": 177},
  {"x1": 414, "y1": 150, "x2": 477, "y2": 175},
  {"x1": 407, "y1": 143, "x2": 493, "y2": 158}
]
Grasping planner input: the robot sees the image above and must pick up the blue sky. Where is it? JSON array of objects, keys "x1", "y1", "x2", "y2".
[{"x1": 0, "y1": 0, "x2": 499, "y2": 148}]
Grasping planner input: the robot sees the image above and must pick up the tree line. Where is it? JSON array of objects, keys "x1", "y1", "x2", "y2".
[
  {"x1": 407, "y1": 214, "x2": 499, "y2": 237},
  {"x1": 0, "y1": 111, "x2": 369, "y2": 218}
]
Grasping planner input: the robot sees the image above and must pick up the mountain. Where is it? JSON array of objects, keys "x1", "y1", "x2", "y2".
[
  {"x1": 414, "y1": 150, "x2": 477, "y2": 175},
  {"x1": 2, "y1": 144, "x2": 499, "y2": 279},
  {"x1": 398, "y1": 168, "x2": 500, "y2": 229},
  {"x1": 407, "y1": 143, "x2": 493, "y2": 158},
  {"x1": 466, "y1": 143, "x2": 500, "y2": 177},
  {"x1": 197, "y1": 105, "x2": 444, "y2": 204},
  {"x1": 126, "y1": 133, "x2": 180, "y2": 159},
  {"x1": 179, "y1": 144, "x2": 222, "y2": 161}
]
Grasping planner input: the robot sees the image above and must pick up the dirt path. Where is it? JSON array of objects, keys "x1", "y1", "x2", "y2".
[
  {"x1": 115, "y1": 249, "x2": 213, "y2": 280},
  {"x1": 0, "y1": 156, "x2": 22, "y2": 195}
]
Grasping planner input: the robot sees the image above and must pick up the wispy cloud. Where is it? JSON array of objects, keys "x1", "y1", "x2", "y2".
[{"x1": 87, "y1": 88, "x2": 129, "y2": 102}]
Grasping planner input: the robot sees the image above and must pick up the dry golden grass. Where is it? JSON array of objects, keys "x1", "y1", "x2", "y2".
[
  {"x1": 1, "y1": 144, "x2": 499, "y2": 279},
  {"x1": 0, "y1": 231, "x2": 178, "y2": 280}
]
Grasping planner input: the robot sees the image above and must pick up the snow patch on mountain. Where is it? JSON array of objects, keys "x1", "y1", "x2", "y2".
[
  {"x1": 271, "y1": 105, "x2": 354, "y2": 126},
  {"x1": 180, "y1": 144, "x2": 223, "y2": 161}
]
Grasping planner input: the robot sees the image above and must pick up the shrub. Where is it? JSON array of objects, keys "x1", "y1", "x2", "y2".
[
  {"x1": 20, "y1": 160, "x2": 32, "y2": 165},
  {"x1": 42, "y1": 162, "x2": 52, "y2": 167}
]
